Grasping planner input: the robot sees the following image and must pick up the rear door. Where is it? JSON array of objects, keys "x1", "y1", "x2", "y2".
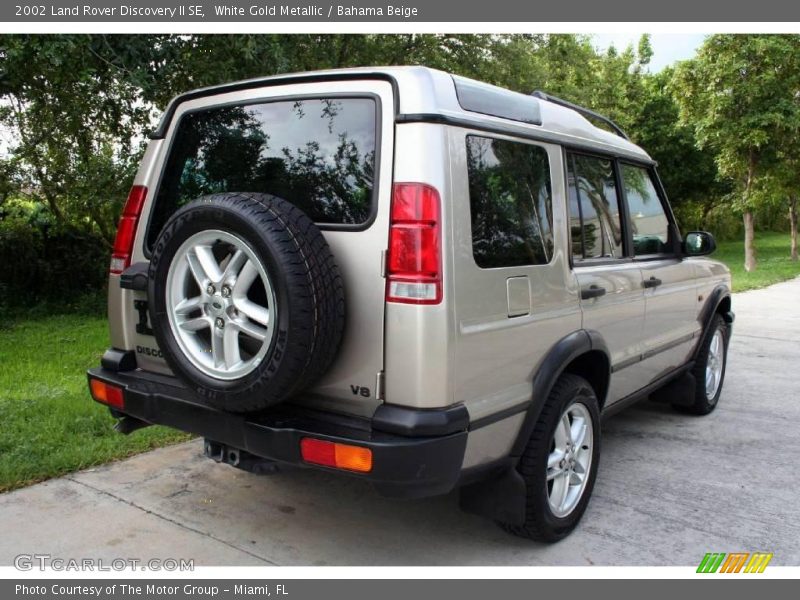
[
  {"x1": 566, "y1": 152, "x2": 649, "y2": 403},
  {"x1": 115, "y1": 79, "x2": 395, "y2": 417},
  {"x1": 619, "y1": 163, "x2": 700, "y2": 382}
]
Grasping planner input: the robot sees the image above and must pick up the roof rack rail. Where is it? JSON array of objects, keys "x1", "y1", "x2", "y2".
[{"x1": 530, "y1": 90, "x2": 630, "y2": 141}]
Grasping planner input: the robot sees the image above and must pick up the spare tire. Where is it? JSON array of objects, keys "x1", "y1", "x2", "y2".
[{"x1": 148, "y1": 192, "x2": 345, "y2": 413}]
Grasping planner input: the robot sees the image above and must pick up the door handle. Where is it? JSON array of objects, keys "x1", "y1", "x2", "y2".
[
  {"x1": 643, "y1": 277, "x2": 663, "y2": 289},
  {"x1": 580, "y1": 285, "x2": 607, "y2": 300}
]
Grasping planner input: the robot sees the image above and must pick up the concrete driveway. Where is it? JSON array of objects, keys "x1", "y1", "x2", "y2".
[{"x1": 2, "y1": 278, "x2": 799, "y2": 566}]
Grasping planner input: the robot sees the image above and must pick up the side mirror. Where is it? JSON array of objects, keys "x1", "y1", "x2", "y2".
[{"x1": 683, "y1": 231, "x2": 717, "y2": 256}]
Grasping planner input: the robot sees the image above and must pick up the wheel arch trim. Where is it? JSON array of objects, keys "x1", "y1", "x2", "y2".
[
  {"x1": 509, "y1": 329, "x2": 610, "y2": 459},
  {"x1": 459, "y1": 329, "x2": 610, "y2": 527},
  {"x1": 694, "y1": 284, "x2": 734, "y2": 361}
]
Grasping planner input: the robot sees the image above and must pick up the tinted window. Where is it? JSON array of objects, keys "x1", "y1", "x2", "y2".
[
  {"x1": 466, "y1": 136, "x2": 553, "y2": 268},
  {"x1": 621, "y1": 164, "x2": 671, "y2": 255},
  {"x1": 567, "y1": 154, "x2": 624, "y2": 260},
  {"x1": 148, "y1": 97, "x2": 377, "y2": 248}
]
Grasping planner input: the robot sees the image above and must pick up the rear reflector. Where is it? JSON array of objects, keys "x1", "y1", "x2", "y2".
[
  {"x1": 110, "y1": 185, "x2": 148, "y2": 275},
  {"x1": 89, "y1": 379, "x2": 125, "y2": 409},
  {"x1": 386, "y1": 183, "x2": 442, "y2": 305},
  {"x1": 300, "y1": 438, "x2": 373, "y2": 473}
]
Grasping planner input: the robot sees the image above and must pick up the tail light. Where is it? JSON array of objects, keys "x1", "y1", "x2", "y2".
[
  {"x1": 110, "y1": 185, "x2": 148, "y2": 275},
  {"x1": 300, "y1": 438, "x2": 373, "y2": 473},
  {"x1": 89, "y1": 378, "x2": 125, "y2": 410},
  {"x1": 386, "y1": 183, "x2": 442, "y2": 304}
]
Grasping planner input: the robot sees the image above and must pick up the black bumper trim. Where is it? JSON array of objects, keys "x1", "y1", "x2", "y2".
[
  {"x1": 101, "y1": 348, "x2": 137, "y2": 372},
  {"x1": 87, "y1": 368, "x2": 467, "y2": 499},
  {"x1": 119, "y1": 261, "x2": 149, "y2": 291},
  {"x1": 372, "y1": 403, "x2": 469, "y2": 437}
]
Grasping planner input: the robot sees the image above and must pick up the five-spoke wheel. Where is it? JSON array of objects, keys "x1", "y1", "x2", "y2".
[
  {"x1": 546, "y1": 402, "x2": 594, "y2": 518},
  {"x1": 705, "y1": 328, "x2": 725, "y2": 400},
  {"x1": 499, "y1": 373, "x2": 601, "y2": 542}
]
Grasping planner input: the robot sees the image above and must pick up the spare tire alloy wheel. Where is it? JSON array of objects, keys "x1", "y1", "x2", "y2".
[
  {"x1": 166, "y1": 229, "x2": 276, "y2": 380},
  {"x1": 148, "y1": 192, "x2": 345, "y2": 413}
]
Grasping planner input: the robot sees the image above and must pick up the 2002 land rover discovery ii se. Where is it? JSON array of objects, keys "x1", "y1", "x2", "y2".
[{"x1": 88, "y1": 66, "x2": 733, "y2": 542}]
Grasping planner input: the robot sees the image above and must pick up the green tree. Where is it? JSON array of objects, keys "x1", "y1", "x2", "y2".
[
  {"x1": 755, "y1": 158, "x2": 800, "y2": 261},
  {"x1": 627, "y1": 67, "x2": 722, "y2": 230},
  {"x1": 672, "y1": 34, "x2": 800, "y2": 271},
  {"x1": 792, "y1": 194, "x2": 799, "y2": 262},
  {"x1": 0, "y1": 35, "x2": 166, "y2": 244}
]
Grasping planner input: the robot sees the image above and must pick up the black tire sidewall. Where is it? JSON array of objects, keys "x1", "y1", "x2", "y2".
[
  {"x1": 693, "y1": 314, "x2": 729, "y2": 412},
  {"x1": 516, "y1": 375, "x2": 601, "y2": 541},
  {"x1": 148, "y1": 196, "x2": 312, "y2": 409}
]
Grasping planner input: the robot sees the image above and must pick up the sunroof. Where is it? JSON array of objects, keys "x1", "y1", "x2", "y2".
[{"x1": 453, "y1": 76, "x2": 542, "y2": 126}]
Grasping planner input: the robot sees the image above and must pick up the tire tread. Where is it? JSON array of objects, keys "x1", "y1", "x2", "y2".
[
  {"x1": 148, "y1": 192, "x2": 344, "y2": 413},
  {"x1": 500, "y1": 373, "x2": 600, "y2": 542}
]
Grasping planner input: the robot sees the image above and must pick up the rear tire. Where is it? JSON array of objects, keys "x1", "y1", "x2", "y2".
[
  {"x1": 500, "y1": 373, "x2": 601, "y2": 542},
  {"x1": 148, "y1": 192, "x2": 345, "y2": 413},
  {"x1": 673, "y1": 314, "x2": 728, "y2": 416}
]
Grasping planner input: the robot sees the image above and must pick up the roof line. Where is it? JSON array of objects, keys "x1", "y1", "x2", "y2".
[
  {"x1": 149, "y1": 71, "x2": 402, "y2": 139},
  {"x1": 530, "y1": 91, "x2": 630, "y2": 141}
]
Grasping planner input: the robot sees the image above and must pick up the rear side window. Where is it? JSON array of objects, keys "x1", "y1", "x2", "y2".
[
  {"x1": 466, "y1": 136, "x2": 553, "y2": 269},
  {"x1": 620, "y1": 164, "x2": 672, "y2": 255},
  {"x1": 147, "y1": 97, "x2": 377, "y2": 249},
  {"x1": 567, "y1": 153, "x2": 624, "y2": 260}
]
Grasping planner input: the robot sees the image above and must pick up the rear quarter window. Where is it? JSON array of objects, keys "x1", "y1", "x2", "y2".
[
  {"x1": 147, "y1": 97, "x2": 378, "y2": 249},
  {"x1": 466, "y1": 135, "x2": 554, "y2": 269}
]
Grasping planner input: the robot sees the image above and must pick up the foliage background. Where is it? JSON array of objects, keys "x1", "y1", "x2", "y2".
[{"x1": 1, "y1": 34, "x2": 798, "y2": 310}]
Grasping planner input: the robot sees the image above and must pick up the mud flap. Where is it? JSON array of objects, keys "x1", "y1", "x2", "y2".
[
  {"x1": 458, "y1": 466, "x2": 527, "y2": 526},
  {"x1": 650, "y1": 371, "x2": 697, "y2": 407}
]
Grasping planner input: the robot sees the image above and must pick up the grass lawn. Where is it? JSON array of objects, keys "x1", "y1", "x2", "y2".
[
  {"x1": 715, "y1": 231, "x2": 800, "y2": 292},
  {"x1": 0, "y1": 314, "x2": 190, "y2": 493}
]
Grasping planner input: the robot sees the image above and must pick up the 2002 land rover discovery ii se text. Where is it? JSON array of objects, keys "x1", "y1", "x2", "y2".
[{"x1": 88, "y1": 66, "x2": 733, "y2": 542}]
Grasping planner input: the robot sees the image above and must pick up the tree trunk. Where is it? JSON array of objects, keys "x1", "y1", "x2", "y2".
[
  {"x1": 790, "y1": 196, "x2": 799, "y2": 262},
  {"x1": 743, "y1": 210, "x2": 757, "y2": 272},
  {"x1": 742, "y1": 151, "x2": 758, "y2": 272}
]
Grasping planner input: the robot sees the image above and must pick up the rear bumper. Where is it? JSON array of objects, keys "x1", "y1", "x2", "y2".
[{"x1": 87, "y1": 366, "x2": 467, "y2": 499}]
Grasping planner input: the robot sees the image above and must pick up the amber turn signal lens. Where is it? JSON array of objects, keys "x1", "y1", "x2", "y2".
[
  {"x1": 334, "y1": 443, "x2": 373, "y2": 473},
  {"x1": 300, "y1": 438, "x2": 373, "y2": 473}
]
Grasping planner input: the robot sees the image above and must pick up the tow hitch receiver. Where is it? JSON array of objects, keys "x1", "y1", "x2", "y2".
[{"x1": 203, "y1": 439, "x2": 281, "y2": 475}]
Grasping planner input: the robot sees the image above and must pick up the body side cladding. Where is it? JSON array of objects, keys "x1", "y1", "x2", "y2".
[
  {"x1": 611, "y1": 331, "x2": 698, "y2": 373},
  {"x1": 463, "y1": 287, "x2": 732, "y2": 525},
  {"x1": 510, "y1": 329, "x2": 609, "y2": 458},
  {"x1": 604, "y1": 361, "x2": 694, "y2": 418},
  {"x1": 459, "y1": 329, "x2": 610, "y2": 526}
]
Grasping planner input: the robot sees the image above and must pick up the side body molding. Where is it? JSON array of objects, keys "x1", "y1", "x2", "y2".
[
  {"x1": 510, "y1": 329, "x2": 610, "y2": 458},
  {"x1": 460, "y1": 329, "x2": 610, "y2": 525}
]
